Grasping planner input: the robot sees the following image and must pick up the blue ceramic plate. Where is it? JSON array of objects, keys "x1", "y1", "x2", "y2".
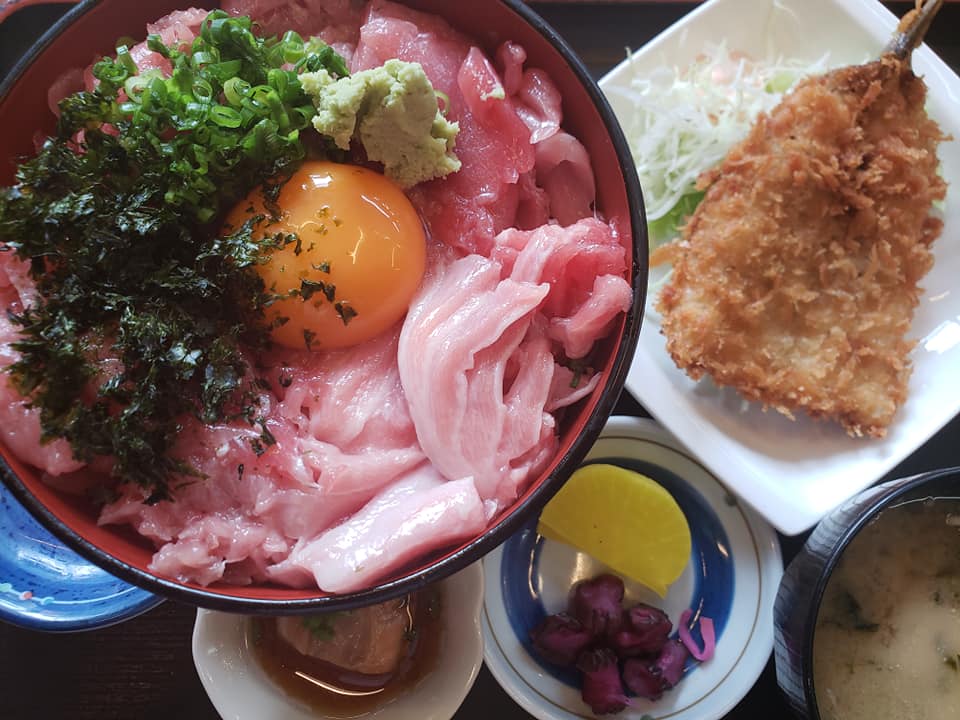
[
  {"x1": 482, "y1": 416, "x2": 782, "y2": 720},
  {"x1": 0, "y1": 483, "x2": 162, "y2": 632}
]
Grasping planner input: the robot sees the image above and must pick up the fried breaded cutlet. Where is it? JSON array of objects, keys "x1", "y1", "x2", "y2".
[{"x1": 656, "y1": 54, "x2": 948, "y2": 438}]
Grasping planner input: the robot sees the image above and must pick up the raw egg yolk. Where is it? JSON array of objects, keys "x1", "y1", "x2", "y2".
[{"x1": 227, "y1": 161, "x2": 426, "y2": 350}]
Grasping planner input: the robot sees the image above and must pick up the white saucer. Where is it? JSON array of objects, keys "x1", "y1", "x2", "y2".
[
  {"x1": 481, "y1": 416, "x2": 782, "y2": 720},
  {"x1": 193, "y1": 562, "x2": 484, "y2": 720}
]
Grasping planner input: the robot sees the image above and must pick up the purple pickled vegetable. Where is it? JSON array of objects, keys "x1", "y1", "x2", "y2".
[
  {"x1": 621, "y1": 658, "x2": 664, "y2": 701},
  {"x1": 569, "y1": 573, "x2": 625, "y2": 636},
  {"x1": 610, "y1": 603, "x2": 672, "y2": 657},
  {"x1": 654, "y1": 639, "x2": 689, "y2": 688},
  {"x1": 678, "y1": 609, "x2": 716, "y2": 661},
  {"x1": 576, "y1": 648, "x2": 630, "y2": 715},
  {"x1": 530, "y1": 612, "x2": 593, "y2": 666},
  {"x1": 529, "y1": 574, "x2": 705, "y2": 714},
  {"x1": 621, "y1": 640, "x2": 689, "y2": 701}
]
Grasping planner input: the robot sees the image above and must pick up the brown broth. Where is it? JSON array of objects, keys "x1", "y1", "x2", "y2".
[{"x1": 249, "y1": 588, "x2": 443, "y2": 717}]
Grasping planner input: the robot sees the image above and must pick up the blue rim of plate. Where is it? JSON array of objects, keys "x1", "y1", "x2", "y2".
[
  {"x1": 0, "y1": 482, "x2": 162, "y2": 632},
  {"x1": 481, "y1": 416, "x2": 783, "y2": 720}
]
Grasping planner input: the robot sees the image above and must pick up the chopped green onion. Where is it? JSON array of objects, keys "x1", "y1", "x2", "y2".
[
  {"x1": 224, "y1": 76, "x2": 251, "y2": 106},
  {"x1": 0, "y1": 10, "x2": 352, "y2": 496},
  {"x1": 192, "y1": 78, "x2": 214, "y2": 101},
  {"x1": 210, "y1": 105, "x2": 242, "y2": 128},
  {"x1": 115, "y1": 45, "x2": 139, "y2": 76}
]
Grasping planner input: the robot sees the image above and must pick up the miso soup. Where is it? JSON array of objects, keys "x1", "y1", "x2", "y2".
[{"x1": 813, "y1": 498, "x2": 960, "y2": 720}]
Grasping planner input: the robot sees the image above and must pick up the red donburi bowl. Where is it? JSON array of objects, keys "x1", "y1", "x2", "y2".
[{"x1": 0, "y1": 0, "x2": 647, "y2": 612}]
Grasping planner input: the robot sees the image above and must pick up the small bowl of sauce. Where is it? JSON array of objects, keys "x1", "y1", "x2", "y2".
[
  {"x1": 774, "y1": 466, "x2": 960, "y2": 720},
  {"x1": 193, "y1": 562, "x2": 483, "y2": 720}
]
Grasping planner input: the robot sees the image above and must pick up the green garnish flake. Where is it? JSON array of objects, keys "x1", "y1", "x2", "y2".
[
  {"x1": 302, "y1": 612, "x2": 346, "y2": 641},
  {"x1": 256, "y1": 419, "x2": 277, "y2": 448},
  {"x1": 334, "y1": 302, "x2": 357, "y2": 326},
  {"x1": 558, "y1": 357, "x2": 588, "y2": 390},
  {"x1": 835, "y1": 589, "x2": 879, "y2": 633},
  {"x1": 299, "y1": 278, "x2": 336, "y2": 303},
  {"x1": 0, "y1": 11, "x2": 350, "y2": 497}
]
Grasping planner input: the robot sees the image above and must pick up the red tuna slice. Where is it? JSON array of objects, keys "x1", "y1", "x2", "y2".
[
  {"x1": 76, "y1": 8, "x2": 209, "y2": 99},
  {"x1": 146, "y1": 7, "x2": 208, "y2": 48},
  {"x1": 222, "y1": 0, "x2": 364, "y2": 58},
  {"x1": 497, "y1": 41, "x2": 562, "y2": 145},
  {"x1": 515, "y1": 68, "x2": 563, "y2": 144},
  {"x1": 354, "y1": 0, "x2": 535, "y2": 256},
  {"x1": 129, "y1": 42, "x2": 173, "y2": 78},
  {"x1": 515, "y1": 170, "x2": 551, "y2": 230},
  {"x1": 497, "y1": 40, "x2": 526, "y2": 96},
  {"x1": 352, "y1": 0, "x2": 467, "y2": 92},
  {"x1": 131, "y1": 8, "x2": 210, "y2": 80},
  {"x1": 457, "y1": 47, "x2": 535, "y2": 188},
  {"x1": 47, "y1": 67, "x2": 85, "y2": 116},
  {"x1": 497, "y1": 39, "x2": 592, "y2": 227},
  {"x1": 535, "y1": 130, "x2": 596, "y2": 226}
]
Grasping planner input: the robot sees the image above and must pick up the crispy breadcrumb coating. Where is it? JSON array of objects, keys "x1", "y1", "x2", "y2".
[{"x1": 657, "y1": 55, "x2": 948, "y2": 437}]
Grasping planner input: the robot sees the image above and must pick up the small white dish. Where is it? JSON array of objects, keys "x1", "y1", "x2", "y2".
[
  {"x1": 481, "y1": 416, "x2": 782, "y2": 720},
  {"x1": 599, "y1": 0, "x2": 960, "y2": 535},
  {"x1": 192, "y1": 562, "x2": 484, "y2": 720}
]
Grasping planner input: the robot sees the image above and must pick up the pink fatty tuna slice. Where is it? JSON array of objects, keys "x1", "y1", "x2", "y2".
[
  {"x1": 99, "y1": 330, "x2": 425, "y2": 587},
  {"x1": 0, "y1": 373, "x2": 84, "y2": 478},
  {"x1": 275, "y1": 463, "x2": 486, "y2": 593},
  {"x1": 397, "y1": 220, "x2": 632, "y2": 514},
  {"x1": 492, "y1": 217, "x2": 633, "y2": 359},
  {"x1": 0, "y1": 255, "x2": 85, "y2": 477},
  {"x1": 398, "y1": 251, "x2": 560, "y2": 509}
]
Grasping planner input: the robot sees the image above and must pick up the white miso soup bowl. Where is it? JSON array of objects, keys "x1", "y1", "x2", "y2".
[{"x1": 773, "y1": 466, "x2": 960, "y2": 718}]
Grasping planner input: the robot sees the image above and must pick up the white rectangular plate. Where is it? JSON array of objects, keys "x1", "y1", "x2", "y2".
[{"x1": 599, "y1": 0, "x2": 960, "y2": 534}]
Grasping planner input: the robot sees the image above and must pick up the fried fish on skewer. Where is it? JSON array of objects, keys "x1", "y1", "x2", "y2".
[{"x1": 656, "y1": 0, "x2": 948, "y2": 438}]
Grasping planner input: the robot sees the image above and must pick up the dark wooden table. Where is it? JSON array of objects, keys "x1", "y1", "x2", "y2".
[{"x1": 1, "y1": 3, "x2": 958, "y2": 719}]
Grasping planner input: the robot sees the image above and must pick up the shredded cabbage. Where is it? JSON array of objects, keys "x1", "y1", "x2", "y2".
[{"x1": 606, "y1": 42, "x2": 830, "y2": 297}]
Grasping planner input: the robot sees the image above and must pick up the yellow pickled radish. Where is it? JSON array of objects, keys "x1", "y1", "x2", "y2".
[{"x1": 537, "y1": 463, "x2": 691, "y2": 597}]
